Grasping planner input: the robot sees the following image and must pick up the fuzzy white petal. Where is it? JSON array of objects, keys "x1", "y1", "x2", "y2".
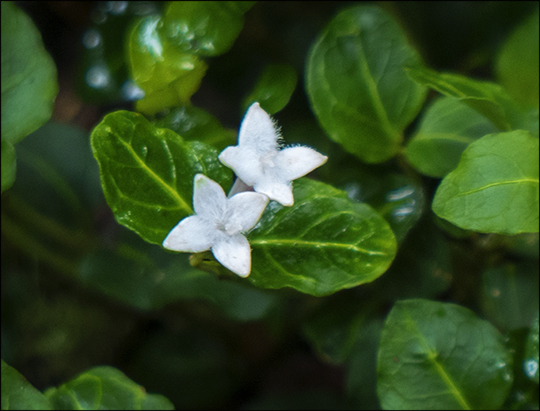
[
  {"x1": 238, "y1": 102, "x2": 279, "y2": 152},
  {"x1": 162, "y1": 215, "x2": 215, "y2": 252},
  {"x1": 219, "y1": 146, "x2": 263, "y2": 186},
  {"x1": 193, "y1": 174, "x2": 227, "y2": 220},
  {"x1": 212, "y1": 234, "x2": 252, "y2": 277},
  {"x1": 254, "y1": 179, "x2": 294, "y2": 206},
  {"x1": 275, "y1": 146, "x2": 328, "y2": 181},
  {"x1": 227, "y1": 192, "x2": 269, "y2": 233}
]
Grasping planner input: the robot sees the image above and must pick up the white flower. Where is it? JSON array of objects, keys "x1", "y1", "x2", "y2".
[
  {"x1": 162, "y1": 174, "x2": 269, "y2": 277},
  {"x1": 219, "y1": 102, "x2": 328, "y2": 206}
]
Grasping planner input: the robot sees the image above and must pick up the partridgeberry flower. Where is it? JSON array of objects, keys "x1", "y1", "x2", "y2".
[
  {"x1": 163, "y1": 174, "x2": 268, "y2": 277},
  {"x1": 219, "y1": 102, "x2": 328, "y2": 206}
]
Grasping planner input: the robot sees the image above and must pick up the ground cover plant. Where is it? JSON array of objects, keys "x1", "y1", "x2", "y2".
[{"x1": 1, "y1": 2, "x2": 538, "y2": 409}]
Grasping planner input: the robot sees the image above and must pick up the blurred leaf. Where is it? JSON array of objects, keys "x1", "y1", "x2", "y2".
[
  {"x1": 406, "y1": 97, "x2": 498, "y2": 177},
  {"x1": 77, "y1": 2, "x2": 158, "y2": 105},
  {"x1": 44, "y1": 366, "x2": 174, "y2": 410},
  {"x1": 407, "y1": 66, "x2": 535, "y2": 133},
  {"x1": 481, "y1": 262, "x2": 539, "y2": 331},
  {"x1": 346, "y1": 318, "x2": 384, "y2": 410},
  {"x1": 496, "y1": 8, "x2": 539, "y2": 108},
  {"x1": 306, "y1": 5, "x2": 427, "y2": 163},
  {"x1": 523, "y1": 313, "x2": 539, "y2": 384},
  {"x1": 1, "y1": 1, "x2": 58, "y2": 145},
  {"x1": 248, "y1": 179, "x2": 397, "y2": 296},
  {"x1": 151, "y1": 104, "x2": 235, "y2": 151},
  {"x1": 129, "y1": 2, "x2": 253, "y2": 114},
  {"x1": 1, "y1": 360, "x2": 52, "y2": 410},
  {"x1": 79, "y1": 233, "x2": 280, "y2": 321},
  {"x1": 243, "y1": 64, "x2": 298, "y2": 115},
  {"x1": 433, "y1": 130, "x2": 539, "y2": 234},
  {"x1": 90, "y1": 110, "x2": 232, "y2": 245},
  {"x1": 164, "y1": 1, "x2": 255, "y2": 57},
  {"x1": 1, "y1": 138, "x2": 16, "y2": 192},
  {"x1": 377, "y1": 299, "x2": 513, "y2": 410},
  {"x1": 302, "y1": 296, "x2": 373, "y2": 364}
]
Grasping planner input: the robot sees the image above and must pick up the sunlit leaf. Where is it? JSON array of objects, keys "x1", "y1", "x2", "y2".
[{"x1": 1, "y1": 360, "x2": 52, "y2": 410}]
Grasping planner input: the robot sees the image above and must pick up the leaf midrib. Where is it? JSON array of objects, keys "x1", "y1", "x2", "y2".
[
  {"x1": 454, "y1": 178, "x2": 539, "y2": 197},
  {"x1": 115, "y1": 134, "x2": 192, "y2": 214},
  {"x1": 251, "y1": 238, "x2": 388, "y2": 256}
]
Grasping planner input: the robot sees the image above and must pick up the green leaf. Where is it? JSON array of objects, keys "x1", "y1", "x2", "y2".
[
  {"x1": 44, "y1": 366, "x2": 174, "y2": 410},
  {"x1": 128, "y1": 2, "x2": 253, "y2": 114},
  {"x1": 432, "y1": 130, "x2": 539, "y2": 234},
  {"x1": 524, "y1": 313, "x2": 539, "y2": 384},
  {"x1": 407, "y1": 66, "x2": 530, "y2": 132},
  {"x1": 481, "y1": 262, "x2": 539, "y2": 331},
  {"x1": 306, "y1": 5, "x2": 427, "y2": 163},
  {"x1": 248, "y1": 179, "x2": 397, "y2": 296},
  {"x1": 151, "y1": 104, "x2": 236, "y2": 151},
  {"x1": 406, "y1": 97, "x2": 499, "y2": 177},
  {"x1": 377, "y1": 299, "x2": 513, "y2": 410},
  {"x1": 243, "y1": 64, "x2": 298, "y2": 115},
  {"x1": 164, "y1": 1, "x2": 255, "y2": 57},
  {"x1": 90, "y1": 110, "x2": 232, "y2": 245},
  {"x1": 1, "y1": 1, "x2": 58, "y2": 145},
  {"x1": 128, "y1": 15, "x2": 208, "y2": 115},
  {"x1": 1, "y1": 360, "x2": 52, "y2": 410},
  {"x1": 496, "y1": 8, "x2": 539, "y2": 108}
]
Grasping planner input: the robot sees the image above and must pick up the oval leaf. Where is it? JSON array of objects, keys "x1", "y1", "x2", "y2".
[
  {"x1": 432, "y1": 130, "x2": 539, "y2": 234},
  {"x1": 90, "y1": 110, "x2": 232, "y2": 245},
  {"x1": 248, "y1": 179, "x2": 397, "y2": 296},
  {"x1": 406, "y1": 96, "x2": 498, "y2": 177},
  {"x1": 306, "y1": 5, "x2": 427, "y2": 163},
  {"x1": 1, "y1": 1, "x2": 58, "y2": 145},
  {"x1": 377, "y1": 299, "x2": 513, "y2": 410},
  {"x1": 45, "y1": 366, "x2": 174, "y2": 410}
]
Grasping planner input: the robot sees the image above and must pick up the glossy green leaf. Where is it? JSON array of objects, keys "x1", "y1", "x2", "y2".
[
  {"x1": 1, "y1": 1, "x2": 58, "y2": 145},
  {"x1": 44, "y1": 366, "x2": 174, "y2": 410},
  {"x1": 524, "y1": 313, "x2": 539, "y2": 384},
  {"x1": 129, "y1": 15, "x2": 208, "y2": 115},
  {"x1": 1, "y1": 360, "x2": 52, "y2": 410},
  {"x1": 243, "y1": 64, "x2": 298, "y2": 115},
  {"x1": 306, "y1": 5, "x2": 427, "y2": 163},
  {"x1": 407, "y1": 66, "x2": 530, "y2": 132},
  {"x1": 152, "y1": 104, "x2": 236, "y2": 151},
  {"x1": 481, "y1": 263, "x2": 539, "y2": 331},
  {"x1": 377, "y1": 299, "x2": 513, "y2": 410},
  {"x1": 1, "y1": 138, "x2": 16, "y2": 192},
  {"x1": 406, "y1": 97, "x2": 499, "y2": 177},
  {"x1": 164, "y1": 1, "x2": 255, "y2": 57},
  {"x1": 496, "y1": 8, "x2": 539, "y2": 107},
  {"x1": 432, "y1": 130, "x2": 539, "y2": 234},
  {"x1": 248, "y1": 179, "x2": 397, "y2": 296},
  {"x1": 90, "y1": 110, "x2": 232, "y2": 245}
]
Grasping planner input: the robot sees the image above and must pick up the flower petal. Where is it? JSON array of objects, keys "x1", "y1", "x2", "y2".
[
  {"x1": 212, "y1": 234, "x2": 252, "y2": 277},
  {"x1": 238, "y1": 102, "x2": 279, "y2": 152},
  {"x1": 193, "y1": 174, "x2": 227, "y2": 220},
  {"x1": 227, "y1": 192, "x2": 269, "y2": 234},
  {"x1": 219, "y1": 146, "x2": 263, "y2": 186},
  {"x1": 254, "y1": 178, "x2": 294, "y2": 206},
  {"x1": 275, "y1": 146, "x2": 328, "y2": 181},
  {"x1": 162, "y1": 215, "x2": 215, "y2": 252}
]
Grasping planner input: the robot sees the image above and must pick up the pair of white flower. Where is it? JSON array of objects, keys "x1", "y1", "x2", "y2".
[{"x1": 163, "y1": 103, "x2": 327, "y2": 277}]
